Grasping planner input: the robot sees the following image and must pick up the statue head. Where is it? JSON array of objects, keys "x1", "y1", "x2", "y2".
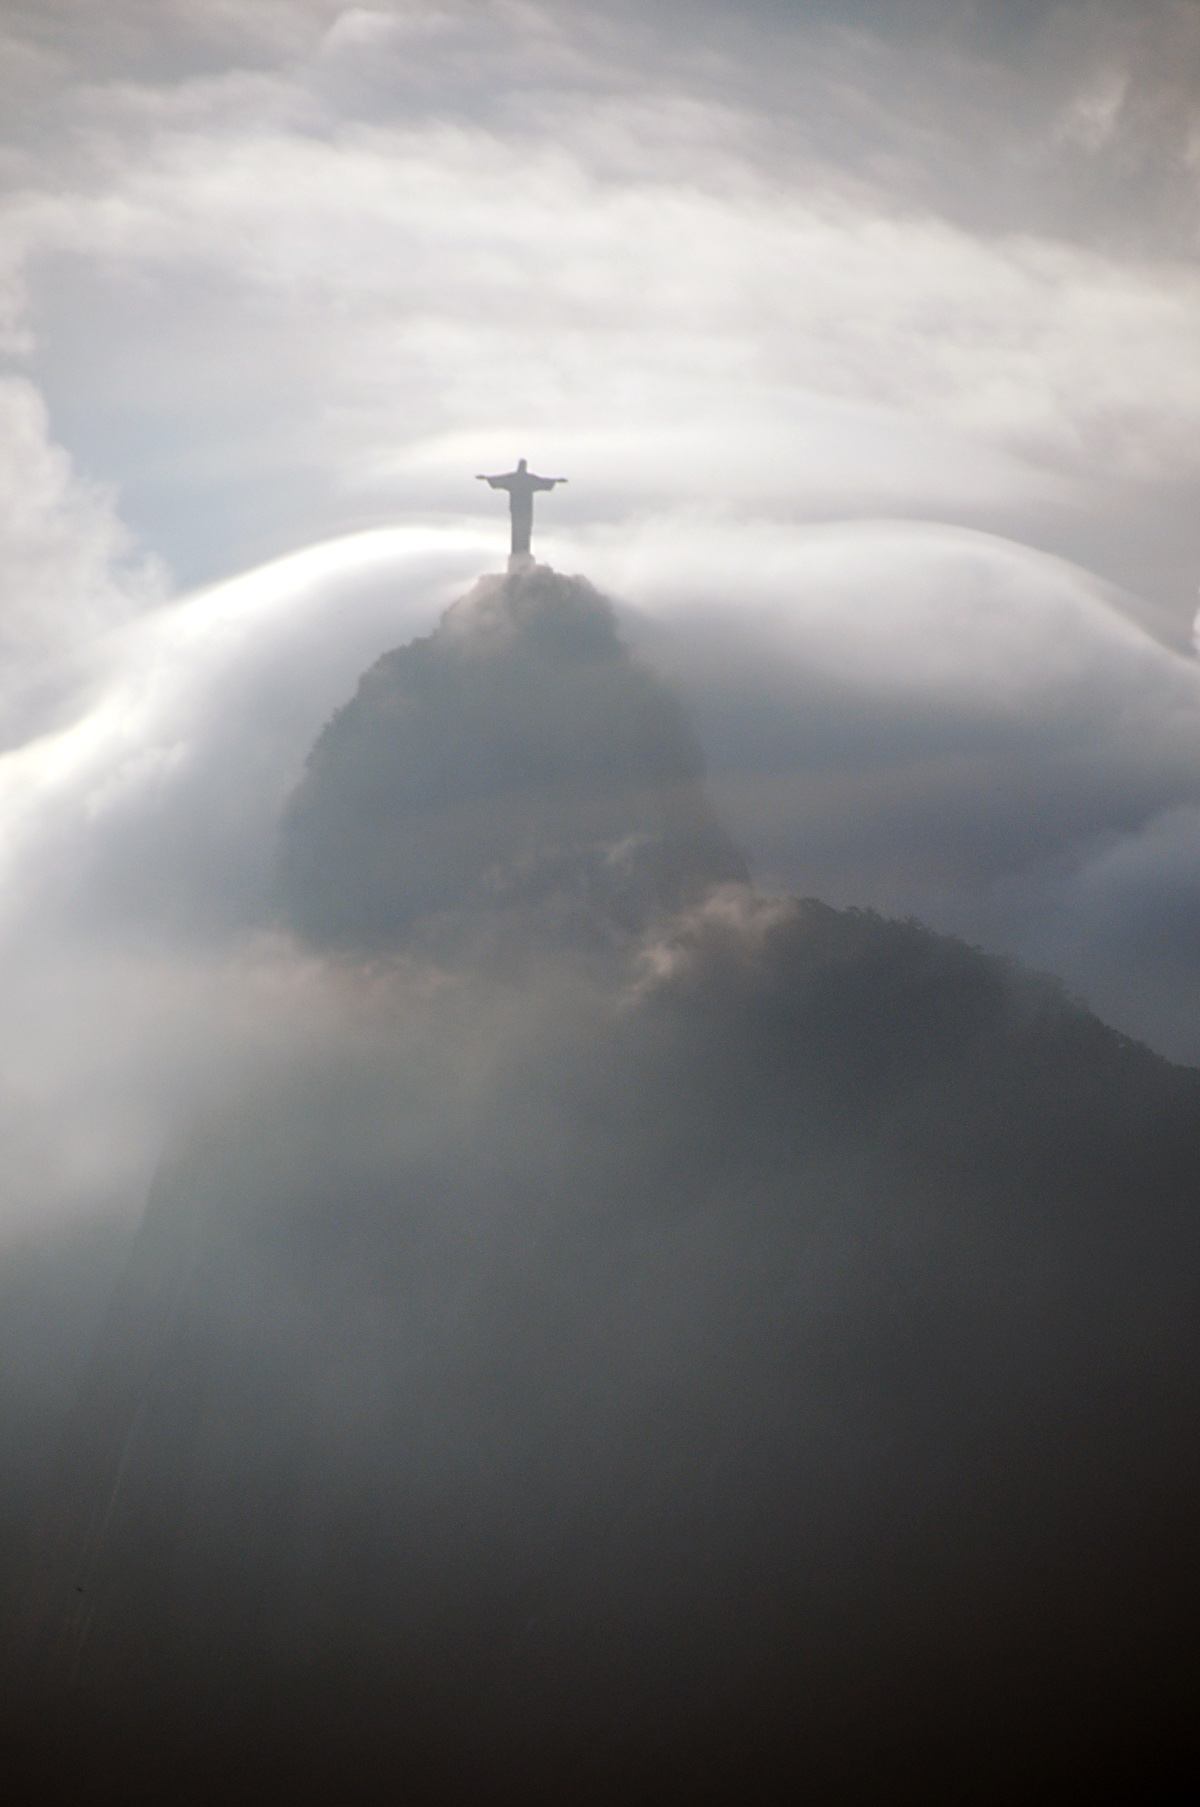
[{"x1": 517, "y1": 458, "x2": 527, "y2": 472}]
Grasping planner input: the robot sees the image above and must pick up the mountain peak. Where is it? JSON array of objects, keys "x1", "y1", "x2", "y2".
[{"x1": 275, "y1": 566, "x2": 748, "y2": 951}]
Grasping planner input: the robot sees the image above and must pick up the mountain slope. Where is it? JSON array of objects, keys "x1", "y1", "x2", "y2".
[{"x1": 7, "y1": 570, "x2": 1200, "y2": 1803}]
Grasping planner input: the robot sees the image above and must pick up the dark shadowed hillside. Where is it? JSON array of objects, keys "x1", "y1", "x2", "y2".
[{"x1": 7, "y1": 570, "x2": 1200, "y2": 1804}]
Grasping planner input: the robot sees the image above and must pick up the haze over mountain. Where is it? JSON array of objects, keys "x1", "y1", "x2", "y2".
[
  {"x1": 4, "y1": 3, "x2": 1200, "y2": 1797},
  {"x1": 7, "y1": 567, "x2": 1199, "y2": 1802},
  {"x1": 5, "y1": 0, "x2": 1200, "y2": 1254}
]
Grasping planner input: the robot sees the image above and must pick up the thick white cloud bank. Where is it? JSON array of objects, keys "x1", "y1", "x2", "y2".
[
  {"x1": 0, "y1": 526, "x2": 477, "y2": 1242},
  {"x1": 3, "y1": 511, "x2": 1200, "y2": 1244},
  {"x1": 599, "y1": 517, "x2": 1200, "y2": 1058}
]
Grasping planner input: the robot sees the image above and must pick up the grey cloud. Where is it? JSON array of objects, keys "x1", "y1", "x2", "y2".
[{"x1": 5, "y1": 0, "x2": 1199, "y2": 615}]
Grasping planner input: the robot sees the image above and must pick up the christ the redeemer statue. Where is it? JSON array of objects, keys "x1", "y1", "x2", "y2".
[{"x1": 476, "y1": 459, "x2": 567, "y2": 560}]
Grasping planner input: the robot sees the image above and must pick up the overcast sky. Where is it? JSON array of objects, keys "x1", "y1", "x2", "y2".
[
  {"x1": 4, "y1": 0, "x2": 1199, "y2": 597},
  {"x1": 2, "y1": 0, "x2": 1200, "y2": 1237}
]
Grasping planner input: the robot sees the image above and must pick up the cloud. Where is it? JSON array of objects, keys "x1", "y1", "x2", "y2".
[
  {"x1": 0, "y1": 377, "x2": 162, "y2": 742},
  {"x1": 23, "y1": 99, "x2": 1200, "y2": 487},
  {"x1": 4, "y1": 0, "x2": 1198, "y2": 617},
  {"x1": 0, "y1": 526, "x2": 481, "y2": 1242},
  {"x1": 592, "y1": 514, "x2": 1200, "y2": 1055}
]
